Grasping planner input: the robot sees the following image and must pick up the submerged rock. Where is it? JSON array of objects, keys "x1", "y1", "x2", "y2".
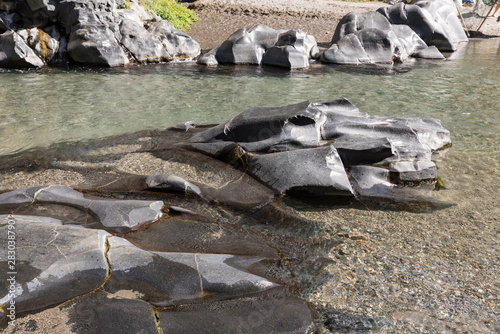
[
  {"x1": 0, "y1": 185, "x2": 163, "y2": 232},
  {"x1": 191, "y1": 98, "x2": 450, "y2": 200},
  {"x1": 198, "y1": 24, "x2": 319, "y2": 69},
  {"x1": 0, "y1": 216, "x2": 110, "y2": 314}
]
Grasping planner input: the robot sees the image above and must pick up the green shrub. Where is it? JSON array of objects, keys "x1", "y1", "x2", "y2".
[{"x1": 139, "y1": 0, "x2": 198, "y2": 30}]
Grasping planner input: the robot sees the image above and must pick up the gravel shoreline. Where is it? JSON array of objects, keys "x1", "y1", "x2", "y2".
[{"x1": 186, "y1": 0, "x2": 500, "y2": 50}]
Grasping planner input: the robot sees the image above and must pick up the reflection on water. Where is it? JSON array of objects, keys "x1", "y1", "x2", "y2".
[{"x1": 0, "y1": 39, "x2": 498, "y2": 159}]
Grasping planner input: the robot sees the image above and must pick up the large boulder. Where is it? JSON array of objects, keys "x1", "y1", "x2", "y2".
[
  {"x1": 0, "y1": 0, "x2": 201, "y2": 67},
  {"x1": 322, "y1": 10, "x2": 446, "y2": 65},
  {"x1": 118, "y1": 16, "x2": 169, "y2": 63},
  {"x1": 191, "y1": 98, "x2": 450, "y2": 199},
  {"x1": 198, "y1": 24, "x2": 319, "y2": 70},
  {"x1": 378, "y1": 0, "x2": 468, "y2": 51},
  {"x1": 322, "y1": 0, "x2": 466, "y2": 65},
  {"x1": 0, "y1": 30, "x2": 44, "y2": 68},
  {"x1": 148, "y1": 20, "x2": 201, "y2": 59}
]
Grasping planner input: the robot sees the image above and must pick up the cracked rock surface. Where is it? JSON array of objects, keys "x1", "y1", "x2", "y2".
[{"x1": 0, "y1": 97, "x2": 450, "y2": 333}]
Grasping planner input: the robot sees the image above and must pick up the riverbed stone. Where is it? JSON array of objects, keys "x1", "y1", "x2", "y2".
[
  {"x1": 190, "y1": 98, "x2": 450, "y2": 199},
  {"x1": 158, "y1": 294, "x2": 317, "y2": 334},
  {"x1": 0, "y1": 30, "x2": 44, "y2": 68},
  {"x1": 145, "y1": 174, "x2": 202, "y2": 196},
  {"x1": 63, "y1": 290, "x2": 159, "y2": 334},
  {"x1": 0, "y1": 216, "x2": 110, "y2": 314},
  {"x1": 124, "y1": 217, "x2": 278, "y2": 257},
  {"x1": 0, "y1": 185, "x2": 164, "y2": 232},
  {"x1": 106, "y1": 237, "x2": 278, "y2": 306}
]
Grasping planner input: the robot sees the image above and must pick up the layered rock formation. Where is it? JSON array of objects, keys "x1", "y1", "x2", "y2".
[
  {"x1": 191, "y1": 98, "x2": 450, "y2": 200},
  {"x1": 0, "y1": 0, "x2": 200, "y2": 68}
]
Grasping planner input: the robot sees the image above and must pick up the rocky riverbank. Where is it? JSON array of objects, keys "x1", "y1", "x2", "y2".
[{"x1": 187, "y1": 0, "x2": 500, "y2": 50}]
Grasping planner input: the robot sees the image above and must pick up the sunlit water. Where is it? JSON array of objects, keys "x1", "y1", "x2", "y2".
[
  {"x1": 0, "y1": 37, "x2": 499, "y2": 332},
  {"x1": 0, "y1": 39, "x2": 498, "y2": 160}
]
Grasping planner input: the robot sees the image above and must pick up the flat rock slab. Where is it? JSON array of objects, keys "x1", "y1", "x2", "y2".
[
  {"x1": 0, "y1": 185, "x2": 164, "y2": 233},
  {"x1": 106, "y1": 237, "x2": 278, "y2": 307},
  {"x1": 63, "y1": 291, "x2": 158, "y2": 334},
  {"x1": 125, "y1": 217, "x2": 278, "y2": 258},
  {"x1": 0, "y1": 215, "x2": 110, "y2": 314},
  {"x1": 158, "y1": 293, "x2": 317, "y2": 334},
  {"x1": 249, "y1": 145, "x2": 354, "y2": 196}
]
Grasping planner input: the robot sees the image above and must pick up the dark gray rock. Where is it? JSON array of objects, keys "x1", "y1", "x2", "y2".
[
  {"x1": 191, "y1": 98, "x2": 450, "y2": 199},
  {"x1": 106, "y1": 237, "x2": 278, "y2": 306},
  {"x1": 191, "y1": 100, "x2": 326, "y2": 153},
  {"x1": 0, "y1": 30, "x2": 44, "y2": 68},
  {"x1": 0, "y1": 0, "x2": 201, "y2": 67},
  {"x1": 158, "y1": 295, "x2": 317, "y2": 334},
  {"x1": 349, "y1": 165, "x2": 435, "y2": 200},
  {"x1": 67, "y1": 23, "x2": 129, "y2": 66},
  {"x1": 377, "y1": 0, "x2": 468, "y2": 51},
  {"x1": 198, "y1": 24, "x2": 319, "y2": 69},
  {"x1": 64, "y1": 291, "x2": 159, "y2": 334},
  {"x1": 0, "y1": 216, "x2": 110, "y2": 314},
  {"x1": 0, "y1": 185, "x2": 164, "y2": 232},
  {"x1": 146, "y1": 174, "x2": 202, "y2": 196},
  {"x1": 0, "y1": 15, "x2": 9, "y2": 33},
  {"x1": 249, "y1": 145, "x2": 354, "y2": 196},
  {"x1": 148, "y1": 20, "x2": 201, "y2": 59},
  {"x1": 322, "y1": 10, "x2": 446, "y2": 65}
]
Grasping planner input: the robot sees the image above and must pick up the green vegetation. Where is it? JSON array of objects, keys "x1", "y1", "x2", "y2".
[
  {"x1": 139, "y1": 0, "x2": 198, "y2": 30},
  {"x1": 119, "y1": 1, "x2": 133, "y2": 9}
]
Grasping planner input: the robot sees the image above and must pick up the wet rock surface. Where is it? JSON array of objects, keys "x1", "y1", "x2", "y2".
[
  {"x1": 191, "y1": 98, "x2": 450, "y2": 200},
  {"x1": 0, "y1": 98, "x2": 452, "y2": 332}
]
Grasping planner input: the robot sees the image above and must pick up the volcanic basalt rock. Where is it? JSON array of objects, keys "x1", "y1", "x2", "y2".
[
  {"x1": 322, "y1": 0, "x2": 466, "y2": 65},
  {"x1": 197, "y1": 24, "x2": 320, "y2": 69},
  {"x1": 191, "y1": 98, "x2": 450, "y2": 199},
  {"x1": 0, "y1": 96, "x2": 451, "y2": 332}
]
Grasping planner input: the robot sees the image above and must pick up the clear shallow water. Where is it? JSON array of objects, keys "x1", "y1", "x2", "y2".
[{"x1": 0, "y1": 39, "x2": 498, "y2": 158}]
